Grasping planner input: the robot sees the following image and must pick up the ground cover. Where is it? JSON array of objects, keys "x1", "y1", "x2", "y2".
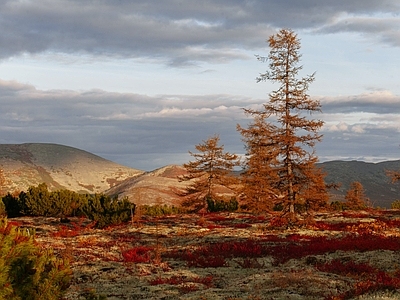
[{"x1": 14, "y1": 210, "x2": 400, "y2": 299}]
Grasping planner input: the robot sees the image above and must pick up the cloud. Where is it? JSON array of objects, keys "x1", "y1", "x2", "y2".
[
  {"x1": 0, "y1": 0, "x2": 399, "y2": 66},
  {"x1": 316, "y1": 14, "x2": 400, "y2": 47},
  {"x1": 320, "y1": 91, "x2": 400, "y2": 114},
  {"x1": 1, "y1": 79, "x2": 399, "y2": 170}
]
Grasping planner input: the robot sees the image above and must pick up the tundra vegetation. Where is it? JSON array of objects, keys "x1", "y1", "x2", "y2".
[{"x1": 2, "y1": 29, "x2": 400, "y2": 299}]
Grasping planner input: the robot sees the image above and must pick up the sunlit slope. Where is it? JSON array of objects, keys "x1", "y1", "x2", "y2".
[{"x1": 0, "y1": 143, "x2": 144, "y2": 194}]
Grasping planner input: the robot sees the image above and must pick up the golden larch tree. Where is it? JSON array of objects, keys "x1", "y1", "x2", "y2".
[
  {"x1": 237, "y1": 113, "x2": 280, "y2": 212},
  {"x1": 345, "y1": 181, "x2": 369, "y2": 210},
  {"x1": 239, "y1": 29, "x2": 327, "y2": 215},
  {"x1": 179, "y1": 135, "x2": 240, "y2": 212}
]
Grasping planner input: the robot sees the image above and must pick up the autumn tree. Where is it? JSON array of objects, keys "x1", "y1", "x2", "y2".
[
  {"x1": 345, "y1": 181, "x2": 370, "y2": 210},
  {"x1": 387, "y1": 170, "x2": 400, "y2": 183},
  {"x1": 238, "y1": 29, "x2": 327, "y2": 215},
  {"x1": 179, "y1": 135, "x2": 240, "y2": 212},
  {"x1": 237, "y1": 113, "x2": 280, "y2": 212}
]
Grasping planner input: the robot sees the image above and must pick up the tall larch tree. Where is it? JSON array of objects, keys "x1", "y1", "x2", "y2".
[
  {"x1": 179, "y1": 135, "x2": 240, "y2": 212},
  {"x1": 239, "y1": 29, "x2": 327, "y2": 215}
]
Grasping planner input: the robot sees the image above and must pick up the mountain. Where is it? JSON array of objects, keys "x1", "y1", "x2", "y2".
[
  {"x1": 0, "y1": 143, "x2": 144, "y2": 194},
  {"x1": 318, "y1": 160, "x2": 400, "y2": 208},
  {"x1": 105, "y1": 164, "x2": 237, "y2": 206},
  {"x1": 105, "y1": 165, "x2": 189, "y2": 206},
  {"x1": 1, "y1": 143, "x2": 399, "y2": 209},
  {"x1": 106, "y1": 161, "x2": 400, "y2": 209}
]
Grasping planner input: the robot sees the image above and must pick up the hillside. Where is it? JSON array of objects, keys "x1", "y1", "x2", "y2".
[
  {"x1": 319, "y1": 160, "x2": 400, "y2": 208},
  {"x1": 107, "y1": 161, "x2": 400, "y2": 209},
  {"x1": 1, "y1": 143, "x2": 399, "y2": 208},
  {"x1": 105, "y1": 165, "x2": 189, "y2": 206},
  {"x1": 0, "y1": 143, "x2": 143, "y2": 194}
]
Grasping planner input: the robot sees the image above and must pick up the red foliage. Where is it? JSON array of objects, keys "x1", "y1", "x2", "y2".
[
  {"x1": 51, "y1": 218, "x2": 94, "y2": 238},
  {"x1": 165, "y1": 239, "x2": 266, "y2": 268},
  {"x1": 206, "y1": 214, "x2": 229, "y2": 222},
  {"x1": 183, "y1": 251, "x2": 227, "y2": 268},
  {"x1": 316, "y1": 259, "x2": 377, "y2": 276},
  {"x1": 206, "y1": 224, "x2": 225, "y2": 230},
  {"x1": 233, "y1": 223, "x2": 252, "y2": 229},
  {"x1": 270, "y1": 234, "x2": 400, "y2": 265},
  {"x1": 326, "y1": 270, "x2": 400, "y2": 299},
  {"x1": 121, "y1": 246, "x2": 153, "y2": 263},
  {"x1": 149, "y1": 275, "x2": 213, "y2": 287}
]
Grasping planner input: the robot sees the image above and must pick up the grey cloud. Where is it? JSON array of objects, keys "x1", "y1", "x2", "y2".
[
  {"x1": 0, "y1": 0, "x2": 398, "y2": 65},
  {"x1": 0, "y1": 80, "x2": 251, "y2": 169},
  {"x1": 320, "y1": 91, "x2": 400, "y2": 114},
  {"x1": 318, "y1": 126, "x2": 400, "y2": 162},
  {"x1": 317, "y1": 16, "x2": 400, "y2": 47},
  {"x1": 1, "y1": 79, "x2": 399, "y2": 170}
]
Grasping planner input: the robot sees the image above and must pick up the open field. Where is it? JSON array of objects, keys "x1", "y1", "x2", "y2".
[{"x1": 14, "y1": 210, "x2": 400, "y2": 299}]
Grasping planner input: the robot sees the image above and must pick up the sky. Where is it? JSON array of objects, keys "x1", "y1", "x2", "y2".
[{"x1": 0, "y1": 0, "x2": 399, "y2": 171}]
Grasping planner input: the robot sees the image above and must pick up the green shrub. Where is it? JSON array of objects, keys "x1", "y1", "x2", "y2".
[
  {"x1": 330, "y1": 201, "x2": 346, "y2": 211},
  {"x1": 19, "y1": 183, "x2": 55, "y2": 216},
  {"x1": 1, "y1": 193, "x2": 22, "y2": 218},
  {"x1": 0, "y1": 217, "x2": 72, "y2": 300},
  {"x1": 141, "y1": 204, "x2": 186, "y2": 216},
  {"x1": 0, "y1": 199, "x2": 5, "y2": 217},
  {"x1": 11, "y1": 184, "x2": 88, "y2": 218},
  {"x1": 391, "y1": 200, "x2": 400, "y2": 209},
  {"x1": 82, "y1": 194, "x2": 135, "y2": 228},
  {"x1": 207, "y1": 197, "x2": 238, "y2": 212}
]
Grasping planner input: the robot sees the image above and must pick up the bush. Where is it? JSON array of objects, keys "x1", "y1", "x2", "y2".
[
  {"x1": 391, "y1": 200, "x2": 400, "y2": 209},
  {"x1": 141, "y1": 204, "x2": 186, "y2": 216},
  {"x1": 330, "y1": 201, "x2": 346, "y2": 211},
  {"x1": 0, "y1": 199, "x2": 6, "y2": 217},
  {"x1": 1, "y1": 193, "x2": 22, "y2": 218},
  {"x1": 0, "y1": 217, "x2": 72, "y2": 299},
  {"x1": 207, "y1": 197, "x2": 238, "y2": 212},
  {"x1": 82, "y1": 194, "x2": 135, "y2": 228},
  {"x1": 17, "y1": 184, "x2": 88, "y2": 217}
]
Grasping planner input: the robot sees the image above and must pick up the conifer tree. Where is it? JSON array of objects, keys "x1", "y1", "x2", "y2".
[
  {"x1": 239, "y1": 29, "x2": 327, "y2": 215},
  {"x1": 179, "y1": 135, "x2": 240, "y2": 212},
  {"x1": 345, "y1": 181, "x2": 369, "y2": 210},
  {"x1": 237, "y1": 113, "x2": 280, "y2": 212},
  {"x1": 0, "y1": 217, "x2": 72, "y2": 299}
]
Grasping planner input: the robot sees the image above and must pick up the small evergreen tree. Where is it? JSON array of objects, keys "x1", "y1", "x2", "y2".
[
  {"x1": 20, "y1": 183, "x2": 55, "y2": 216},
  {"x1": 0, "y1": 217, "x2": 72, "y2": 299},
  {"x1": 1, "y1": 193, "x2": 22, "y2": 218},
  {"x1": 82, "y1": 194, "x2": 135, "y2": 228}
]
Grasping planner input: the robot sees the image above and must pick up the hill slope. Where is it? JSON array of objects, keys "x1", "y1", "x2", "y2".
[
  {"x1": 319, "y1": 160, "x2": 400, "y2": 208},
  {"x1": 0, "y1": 143, "x2": 143, "y2": 194},
  {"x1": 107, "y1": 161, "x2": 400, "y2": 209},
  {"x1": 105, "y1": 165, "x2": 189, "y2": 206}
]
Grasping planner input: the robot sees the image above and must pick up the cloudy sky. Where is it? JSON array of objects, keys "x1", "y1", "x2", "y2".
[{"x1": 0, "y1": 0, "x2": 399, "y2": 171}]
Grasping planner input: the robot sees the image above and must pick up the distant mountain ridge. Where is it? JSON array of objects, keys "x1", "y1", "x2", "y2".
[
  {"x1": 0, "y1": 143, "x2": 399, "y2": 208},
  {"x1": 318, "y1": 160, "x2": 400, "y2": 208},
  {"x1": 0, "y1": 143, "x2": 143, "y2": 194}
]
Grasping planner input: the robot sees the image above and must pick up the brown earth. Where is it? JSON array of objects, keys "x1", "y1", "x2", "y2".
[{"x1": 14, "y1": 210, "x2": 400, "y2": 300}]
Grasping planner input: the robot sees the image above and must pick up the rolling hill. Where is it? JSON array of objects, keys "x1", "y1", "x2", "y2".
[
  {"x1": 0, "y1": 143, "x2": 399, "y2": 208},
  {"x1": 0, "y1": 143, "x2": 143, "y2": 194},
  {"x1": 319, "y1": 160, "x2": 400, "y2": 208}
]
